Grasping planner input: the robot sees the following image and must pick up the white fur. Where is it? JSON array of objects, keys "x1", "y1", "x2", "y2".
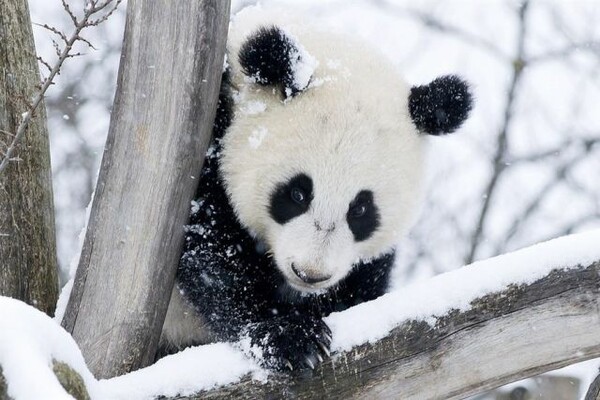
[{"x1": 220, "y1": 7, "x2": 426, "y2": 292}]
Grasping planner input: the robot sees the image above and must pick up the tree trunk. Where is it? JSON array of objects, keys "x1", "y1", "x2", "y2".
[
  {"x1": 61, "y1": 0, "x2": 230, "y2": 379},
  {"x1": 0, "y1": 0, "x2": 59, "y2": 316}
]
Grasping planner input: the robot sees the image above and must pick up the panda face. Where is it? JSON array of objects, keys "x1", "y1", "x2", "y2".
[
  {"x1": 219, "y1": 20, "x2": 471, "y2": 293},
  {"x1": 267, "y1": 172, "x2": 383, "y2": 291},
  {"x1": 220, "y1": 70, "x2": 426, "y2": 292}
]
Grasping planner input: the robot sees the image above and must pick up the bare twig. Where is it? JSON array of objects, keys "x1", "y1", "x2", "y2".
[
  {"x1": 36, "y1": 57, "x2": 53, "y2": 74},
  {"x1": 494, "y1": 154, "x2": 584, "y2": 254},
  {"x1": 507, "y1": 137, "x2": 600, "y2": 164},
  {"x1": 528, "y1": 41, "x2": 600, "y2": 64},
  {"x1": 465, "y1": 1, "x2": 530, "y2": 264},
  {"x1": 0, "y1": 0, "x2": 122, "y2": 174},
  {"x1": 34, "y1": 23, "x2": 69, "y2": 44}
]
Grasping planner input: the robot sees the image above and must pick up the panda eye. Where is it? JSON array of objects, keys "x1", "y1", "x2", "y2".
[
  {"x1": 347, "y1": 190, "x2": 379, "y2": 242},
  {"x1": 349, "y1": 204, "x2": 367, "y2": 219},
  {"x1": 290, "y1": 187, "x2": 307, "y2": 204}
]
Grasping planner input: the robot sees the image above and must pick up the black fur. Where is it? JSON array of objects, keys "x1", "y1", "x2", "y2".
[
  {"x1": 239, "y1": 26, "x2": 309, "y2": 97},
  {"x1": 409, "y1": 75, "x2": 473, "y2": 135},
  {"x1": 212, "y1": 67, "x2": 233, "y2": 140},
  {"x1": 347, "y1": 190, "x2": 380, "y2": 242},
  {"x1": 269, "y1": 173, "x2": 313, "y2": 225},
  {"x1": 174, "y1": 71, "x2": 395, "y2": 372}
]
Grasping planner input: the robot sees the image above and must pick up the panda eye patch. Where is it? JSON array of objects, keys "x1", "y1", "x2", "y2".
[
  {"x1": 347, "y1": 190, "x2": 380, "y2": 242},
  {"x1": 269, "y1": 173, "x2": 313, "y2": 224}
]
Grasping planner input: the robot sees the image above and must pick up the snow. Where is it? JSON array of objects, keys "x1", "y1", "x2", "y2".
[
  {"x1": 248, "y1": 126, "x2": 268, "y2": 149},
  {"x1": 285, "y1": 30, "x2": 318, "y2": 94},
  {"x1": 0, "y1": 296, "x2": 98, "y2": 400},
  {"x1": 240, "y1": 100, "x2": 267, "y2": 115},
  {"x1": 98, "y1": 344, "x2": 264, "y2": 400},
  {"x1": 54, "y1": 188, "x2": 95, "y2": 323},
  {"x1": 2, "y1": 230, "x2": 599, "y2": 399},
  {"x1": 0, "y1": 296, "x2": 264, "y2": 400},
  {"x1": 326, "y1": 229, "x2": 600, "y2": 352}
]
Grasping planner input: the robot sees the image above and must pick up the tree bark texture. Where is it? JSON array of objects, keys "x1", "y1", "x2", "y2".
[
  {"x1": 0, "y1": 0, "x2": 59, "y2": 316},
  {"x1": 191, "y1": 261, "x2": 600, "y2": 400},
  {"x1": 61, "y1": 0, "x2": 230, "y2": 379},
  {"x1": 586, "y1": 372, "x2": 600, "y2": 400}
]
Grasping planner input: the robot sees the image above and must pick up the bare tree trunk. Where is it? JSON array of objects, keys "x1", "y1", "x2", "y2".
[
  {"x1": 0, "y1": 0, "x2": 59, "y2": 316},
  {"x1": 61, "y1": 0, "x2": 230, "y2": 379}
]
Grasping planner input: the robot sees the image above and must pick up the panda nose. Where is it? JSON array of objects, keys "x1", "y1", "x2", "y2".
[
  {"x1": 291, "y1": 264, "x2": 331, "y2": 284},
  {"x1": 314, "y1": 221, "x2": 335, "y2": 233}
]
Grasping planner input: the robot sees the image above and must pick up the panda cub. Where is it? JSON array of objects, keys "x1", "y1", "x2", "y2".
[{"x1": 160, "y1": 8, "x2": 473, "y2": 371}]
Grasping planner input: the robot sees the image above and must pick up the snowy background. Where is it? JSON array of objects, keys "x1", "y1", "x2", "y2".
[{"x1": 24, "y1": 0, "x2": 600, "y2": 397}]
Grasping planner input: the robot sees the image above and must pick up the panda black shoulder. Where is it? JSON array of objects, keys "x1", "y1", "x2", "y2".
[{"x1": 212, "y1": 66, "x2": 234, "y2": 140}]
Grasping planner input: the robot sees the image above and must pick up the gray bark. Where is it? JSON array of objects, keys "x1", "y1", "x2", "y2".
[
  {"x1": 586, "y1": 373, "x2": 600, "y2": 400},
  {"x1": 0, "y1": 0, "x2": 59, "y2": 316},
  {"x1": 187, "y1": 261, "x2": 600, "y2": 400},
  {"x1": 61, "y1": 0, "x2": 230, "y2": 379}
]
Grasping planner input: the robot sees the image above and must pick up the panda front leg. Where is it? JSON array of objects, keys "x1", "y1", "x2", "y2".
[
  {"x1": 243, "y1": 309, "x2": 332, "y2": 371},
  {"x1": 199, "y1": 283, "x2": 333, "y2": 371},
  {"x1": 177, "y1": 257, "x2": 332, "y2": 371}
]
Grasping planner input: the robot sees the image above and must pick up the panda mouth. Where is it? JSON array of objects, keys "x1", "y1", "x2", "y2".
[{"x1": 290, "y1": 263, "x2": 332, "y2": 286}]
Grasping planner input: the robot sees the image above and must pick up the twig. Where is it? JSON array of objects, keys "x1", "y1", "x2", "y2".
[
  {"x1": 0, "y1": 0, "x2": 122, "y2": 174},
  {"x1": 36, "y1": 57, "x2": 53, "y2": 74},
  {"x1": 528, "y1": 41, "x2": 600, "y2": 64},
  {"x1": 494, "y1": 157, "x2": 579, "y2": 254},
  {"x1": 465, "y1": 1, "x2": 530, "y2": 264}
]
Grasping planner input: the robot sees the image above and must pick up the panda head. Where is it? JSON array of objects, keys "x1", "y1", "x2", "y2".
[{"x1": 220, "y1": 25, "x2": 473, "y2": 293}]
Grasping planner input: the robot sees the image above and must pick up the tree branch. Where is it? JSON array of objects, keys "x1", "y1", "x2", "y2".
[
  {"x1": 185, "y1": 260, "x2": 600, "y2": 400},
  {"x1": 0, "y1": 0, "x2": 122, "y2": 173},
  {"x1": 466, "y1": 0, "x2": 530, "y2": 264}
]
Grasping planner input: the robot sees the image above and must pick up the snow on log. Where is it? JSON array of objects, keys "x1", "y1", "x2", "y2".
[
  {"x1": 187, "y1": 230, "x2": 600, "y2": 399},
  {"x1": 194, "y1": 262, "x2": 600, "y2": 399},
  {"x1": 1, "y1": 231, "x2": 599, "y2": 399},
  {"x1": 60, "y1": 0, "x2": 230, "y2": 379},
  {"x1": 0, "y1": 296, "x2": 96, "y2": 399}
]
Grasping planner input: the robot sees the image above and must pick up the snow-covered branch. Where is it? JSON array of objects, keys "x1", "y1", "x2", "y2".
[
  {"x1": 3, "y1": 231, "x2": 599, "y2": 399},
  {"x1": 192, "y1": 234, "x2": 600, "y2": 399}
]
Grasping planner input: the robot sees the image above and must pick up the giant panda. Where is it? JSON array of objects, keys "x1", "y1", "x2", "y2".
[{"x1": 160, "y1": 7, "x2": 473, "y2": 371}]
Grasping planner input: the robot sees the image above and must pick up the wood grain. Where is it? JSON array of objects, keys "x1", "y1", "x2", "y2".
[{"x1": 61, "y1": 0, "x2": 230, "y2": 379}]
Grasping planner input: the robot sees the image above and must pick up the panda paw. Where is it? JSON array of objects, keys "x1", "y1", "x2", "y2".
[{"x1": 246, "y1": 315, "x2": 332, "y2": 372}]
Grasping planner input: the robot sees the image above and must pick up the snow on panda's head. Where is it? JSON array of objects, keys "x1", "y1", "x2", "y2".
[{"x1": 220, "y1": 16, "x2": 473, "y2": 293}]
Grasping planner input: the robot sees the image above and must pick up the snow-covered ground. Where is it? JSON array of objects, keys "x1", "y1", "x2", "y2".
[{"x1": 2, "y1": 230, "x2": 599, "y2": 399}]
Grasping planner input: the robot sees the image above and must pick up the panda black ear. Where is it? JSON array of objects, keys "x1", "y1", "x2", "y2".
[
  {"x1": 238, "y1": 25, "x2": 314, "y2": 98},
  {"x1": 408, "y1": 75, "x2": 473, "y2": 135}
]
